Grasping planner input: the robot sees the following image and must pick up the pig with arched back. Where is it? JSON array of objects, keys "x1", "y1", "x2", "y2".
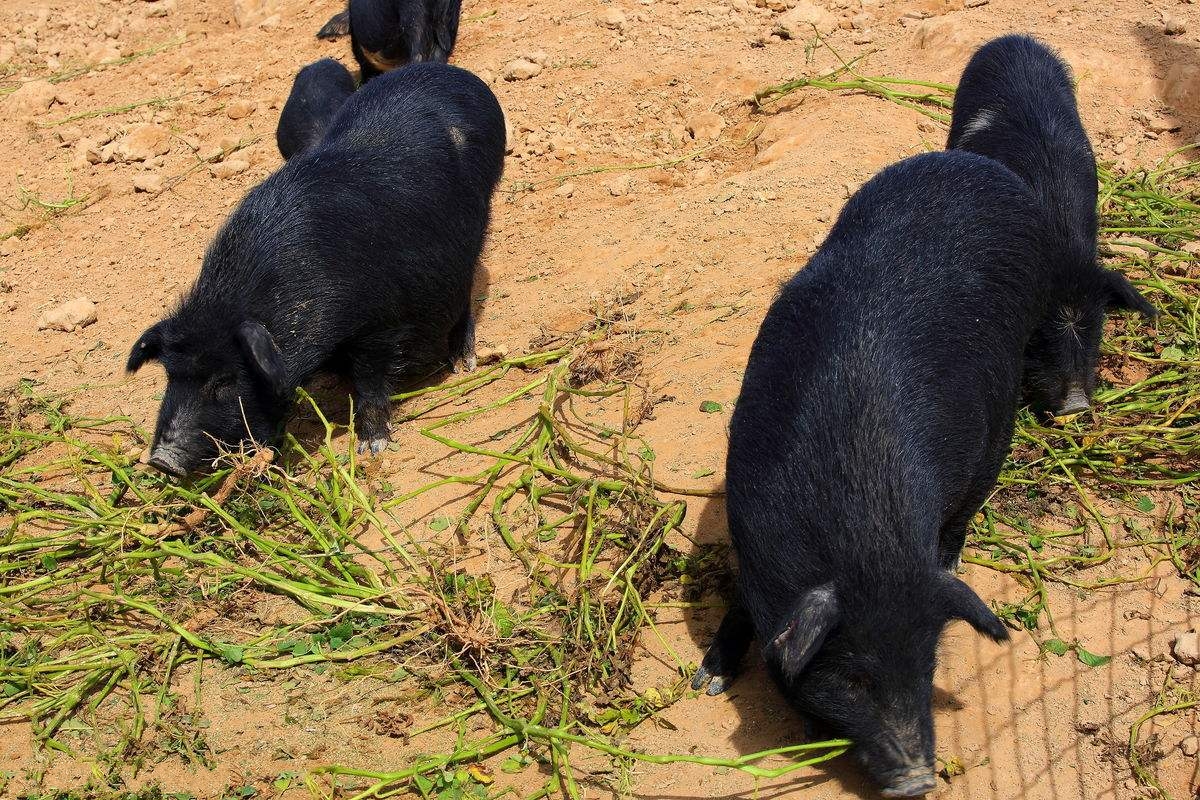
[
  {"x1": 690, "y1": 151, "x2": 1080, "y2": 796},
  {"x1": 128, "y1": 63, "x2": 504, "y2": 476},
  {"x1": 947, "y1": 34, "x2": 1155, "y2": 415}
]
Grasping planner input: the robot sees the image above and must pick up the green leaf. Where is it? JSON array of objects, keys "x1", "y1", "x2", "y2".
[
  {"x1": 219, "y1": 645, "x2": 244, "y2": 665},
  {"x1": 2, "y1": 682, "x2": 21, "y2": 697},
  {"x1": 500, "y1": 755, "x2": 529, "y2": 774},
  {"x1": 638, "y1": 444, "x2": 656, "y2": 462},
  {"x1": 491, "y1": 602, "x2": 515, "y2": 638},
  {"x1": 1042, "y1": 638, "x2": 1070, "y2": 657},
  {"x1": 1028, "y1": 534, "x2": 1044, "y2": 551},
  {"x1": 1161, "y1": 345, "x2": 1185, "y2": 361},
  {"x1": 291, "y1": 641, "x2": 311, "y2": 657},
  {"x1": 40, "y1": 554, "x2": 58, "y2": 572},
  {"x1": 1075, "y1": 646, "x2": 1112, "y2": 668},
  {"x1": 1136, "y1": 496, "x2": 1155, "y2": 513},
  {"x1": 692, "y1": 468, "x2": 715, "y2": 479},
  {"x1": 429, "y1": 516, "x2": 453, "y2": 532},
  {"x1": 328, "y1": 620, "x2": 354, "y2": 642},
  {"x1": 414, "y1": 775, "x2": 435, "y2": 795},
  {"x1": 699, "y1": 400, "x2": 723, "y2": 413}
]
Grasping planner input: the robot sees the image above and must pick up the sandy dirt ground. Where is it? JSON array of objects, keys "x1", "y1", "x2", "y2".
[{"x1": 0, "y1": 0, "x2": 1198, "y2": 798}]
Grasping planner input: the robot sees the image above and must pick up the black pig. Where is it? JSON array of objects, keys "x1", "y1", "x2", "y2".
[
  {"x1": 691, "y1": 152, "x2": 1065, "y2": 796},
  {"x1": 947, "y1": 34, "x2": 1155, "y2": 415},
  {"x1": 317, "y1": 0, "x2": 461, "y2": 81},
  {"x1": 127, "y1": 63, "x2": 505, "y2": 476},
  {"x1": 276, "y1": 58, "x2": 356, "y2": 160}
]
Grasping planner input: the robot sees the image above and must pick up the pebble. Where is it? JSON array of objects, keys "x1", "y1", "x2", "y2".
[
  {"x1": 476, "y1": 345, "x2": 508, "y2": 365},
  {"x1": 608, "y1": 175, "x2": 633, "y2": 196},
  {"x1": 132, "y1": 173, "x2": 163, "y2": 193},
  {"x1": 502, "y1": 58, "x2": 542, "y2": 81},
  {"x1": 210, "y1": 159, "x2": 250, "y2": 179},
  {"x1": 554, "y1": 181, "x2": 575, "y2": 198},
  {"x1": 5, "y1": 79, "x2": 58, "y2": 116},
  {"x1": 686, "y1": 111, "x2": 726, "y2": 141},
  {"x1": 598, "y1": 7, "x2": 627, "y2": 31},
  {"x1": 233, "y1": 0, "x2": 276, "y2": 27},
  {"x1": 114, "y1": 123, "x2": 170, "y2": 162},
  {"x1": 1182, "y1": 736, "x2": 1199, "y2": 757},
  {"x1": 524, "y1": 50, "x2": 551, "y2": 66},
  {"x1": 775, "y1": 1, "x2": 839, "y2": 36},
  {"x1": 38, "y1": 297, "x2": 97, "y2": 332},
  {"x1": 1164, "y1": 12, "x2": 1186, "y2": 36},
  {"x1": 225, "y1": 99, "x2": 256, "y2": 120},
  {"x1": 1171, "y1": 631, "x2": 1198, "y2": 666},
  {"x1": 1132, "y1": 110, "x2": 1180, "y2": 134},
  {"x1": 74, "y1": 137, "x2": 102, "y2": 167}
]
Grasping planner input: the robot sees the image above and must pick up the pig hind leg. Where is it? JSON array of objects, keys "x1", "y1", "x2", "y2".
[
  {"x1": 691, "y1": 604, "x2": 754, "y2": 696},
  {"x1": 448, "y1": 306, "x2": 477, "y2": 373}
]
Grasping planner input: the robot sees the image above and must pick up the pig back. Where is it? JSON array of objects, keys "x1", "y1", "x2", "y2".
[{"x1": 725, "y1": 151, "x2": 1056, "y2": 627}]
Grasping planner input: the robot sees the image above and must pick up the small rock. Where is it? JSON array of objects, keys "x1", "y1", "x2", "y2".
[
  {"x1": 775, "y1": 1, "x2": 839, "y2": 36},
  {"x1": 0, "y1": 237, "x2": 21, "y2": 257},
  {"x1": 55, "y1": 125, "x2": 84, "y2": 145},
  {"x1": 502, "y1": 58, "x2": 542, "y2": 81},
  {"x1": 232, "y1": 0, "x2": 276, "y2": 27},
  {"x1": 608, "y1": 175, "x2": 632, "y2": 196},
  {"x1": 115, "y1": 123, "x2": 170, "y2": 162},
  {"x1": 38, "y1": 297, "x2": 97, "y2": 332},
  {"x1": 225, "y1": 99, "x2": 256, "y2": 120},
  {"x1": 686, "y1": 111, "x2": 726, "y2": 141},
  {"x1": 965, "y1": 0, "x2": 988, "y2": 7},
  {"x1": 1181, "y1": 736, "x2": 1199, "y2": 757},
  {"x1": 1131, "y1": 645, "x2": 1150, "y2": 662},
  {"x1": 258, "y1": 13, "x2": 281, "y2": 29},
  {"x1": 132, "y1": 173, "x2": 163, "y2": 193},
  {"x1": 1132, "y1": 110, "x2": 1181, "y2": 134},
  {"x1": 5, "y1": 79, "x2": 58, "y2": 116},
  {"x1": 476, "y1": 345, "x2": 508, "y2": 365},
  {"x1": 1164, "y1": 12, "x2": 1186, "y2": 36},
  {"x1": 74, "y1": 137, "x2": 102, "y2": 167},
  {"x1": 598, "y1": 7, "x2": 627, "y2": 31},
  {"x1": 554, "y1": 181, "x2": 575, "y2": 198},
  {"x1": 210, "y1": 158, "x2": 249, "y2": 179},
  {"x1": 1171, "y1": 631, "x2": 1198, "y2": 666},
  {"x1": 524, "y1": 50, "x2": 551, "y2": 66}
]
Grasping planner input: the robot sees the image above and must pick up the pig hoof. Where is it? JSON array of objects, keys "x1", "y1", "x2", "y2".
[
  {"x1": 691, "y1": 665, "x2": 732, "y2": 695},
  {"x1": 357, "y1": 437, "x2": 389, "y2": 455},
  {"x1": 451, "y1": 353, "x2": 478, "y2": 374}
]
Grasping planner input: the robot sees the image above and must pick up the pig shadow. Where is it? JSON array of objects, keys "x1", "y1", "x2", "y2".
[
  {"x1": 676, "y1": 493, "x2": 880, "y2": 799},
  {"x1": 1131, "y1": 23, "x2": 1200, "y2": 152},
  {"x1": 287, "y1": 263, "x2": 493, "y2": 450}
]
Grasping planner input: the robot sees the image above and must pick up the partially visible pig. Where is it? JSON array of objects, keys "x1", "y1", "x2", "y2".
[
  {"x1": 693, "y1": 151, "x2": 1055, "y2": 796},
  {"x1": 128, "y1": 63, "x2": 505, "y2": 476},
  {"x1": 947, "y1": 34, "x2": 1155, "y2": 415},
  {"x1": 316, "y1": 10, "x2": 350, "y2": 39},
  {"x1": 276, "y1": 59, "x2": 357, "y2": 160},
  {"x1": 316, "y1": 0, "x2": 461, "y2": 81}
]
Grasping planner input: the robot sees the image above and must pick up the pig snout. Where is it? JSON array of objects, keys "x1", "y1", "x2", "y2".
[
  {"x1": 1056, "y1": 384, "x2": 1090, "y2": 415},
  {"x1": 879, "y1": 768, "x2": 937, "y2": 798},
  {"x1": 148, "y1": 443, "x2": 188, "y2": 478}
]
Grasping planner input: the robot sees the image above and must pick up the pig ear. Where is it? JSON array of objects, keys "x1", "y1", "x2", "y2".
[
  {"x1": 1104, "y1": 269, "x2": 1157, "y2": 319},
  {"x1": 764, "y1": 584, "x2": 840, "y2": 683},
  {"x1": 237, "y1": 321, "x2": 288, "y2": 396},
  {"x1": 127, "y1": 322, "x2": 166, "y2": 373},
  {"x1": 939, "y1": 574, "x2": 1009, "y2": 643}
]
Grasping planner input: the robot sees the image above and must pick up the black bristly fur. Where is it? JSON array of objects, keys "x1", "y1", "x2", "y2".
[
  {"x1": 316, "y1": 10, "x2": 351, "y2": 39},
  {"x1": 332, "y1": 0, "x2": 462, "y2": 82},
  {"x1": 276, "y1": 59, "x2": 357, "y2": 160},
  {"x1": 947, "y1": 34, "x2": 1155, "y2": 415},
  {"x1": 695, "y1": 152, "x2": 1046, "y2": 797},
  {"x1": 127, "y1": 63, "x2": 505, "y2": 476}
]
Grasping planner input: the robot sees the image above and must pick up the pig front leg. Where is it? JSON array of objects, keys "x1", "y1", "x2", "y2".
[
  {"x1": 346, "y1": 336, "x2": 399, "y2": 455},
  {"x1": 691, "y1": 604, "x2": 754, "y2": 696}
]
